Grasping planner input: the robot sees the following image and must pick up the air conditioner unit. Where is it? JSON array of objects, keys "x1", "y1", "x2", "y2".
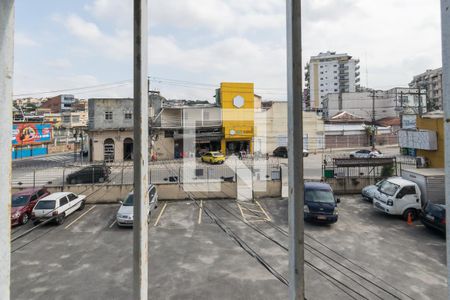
[{"x1": 416, "y1": 156, "x2": 428, "y2": 168}]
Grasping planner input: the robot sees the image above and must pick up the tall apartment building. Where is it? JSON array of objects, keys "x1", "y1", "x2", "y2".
[
  {"x1": 409, "y1": 68, "x2": 443, "y2": 111},
  {"x1": 305, "y1": 51, "x2": 360, "y2": 111}
]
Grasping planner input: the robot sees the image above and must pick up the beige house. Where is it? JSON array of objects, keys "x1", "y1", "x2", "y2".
[{"x1": 254, "y1": 101, "x2": 325, "y2": 153}]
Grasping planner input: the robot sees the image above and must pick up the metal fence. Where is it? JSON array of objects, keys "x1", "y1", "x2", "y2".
[{"x1": 12, "y1": 163, "x2": 283, "y2": 188}]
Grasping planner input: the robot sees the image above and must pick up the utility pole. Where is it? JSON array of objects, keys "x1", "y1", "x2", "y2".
[
  {"x1": 133, "y1": 0, "x2": 149, "y2": 299},
  {"x1": 400, "y1": 91, "x2": 404, "y2": 129},
  {"x1": 440, "y1": 1, "x2": 450, "y2": 300},
  {"x1": 286, "y1": 0, "x2": 305, "y2": 299},
  {"x1": 371, "y1": 90, "x2": 376, "y2": 124},
  {"x1": 418, "y1": 88, "x2": 423, "y2": 116},
  {"x1": 0, "y1": 1, "x2": 14, "y2": 299}
]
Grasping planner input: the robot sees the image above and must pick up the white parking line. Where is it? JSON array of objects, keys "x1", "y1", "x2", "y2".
[
  {"x1": 198, "y1": 200, "x2": 203, "y2": 224},
  {"x1": 153, "y1": 202, "x2": 167, "y2": 227},
  {"x1": 64, "y1": 205, "x2": 96, "y2": 229},
  {"x1": 109, "y1": 220, "x2": 117, "y2": 228}
]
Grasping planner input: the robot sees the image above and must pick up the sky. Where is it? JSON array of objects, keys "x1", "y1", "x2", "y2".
[{"x1": 13, "y1": 0, "x2": 443, "y2": 102}]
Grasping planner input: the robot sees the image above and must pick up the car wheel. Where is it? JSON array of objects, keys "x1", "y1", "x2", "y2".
[
  {"x1": 78, "y1": 201, "x2": 86, "y2": 211},
  {"x1": 349, "y1": 155, "x2": 355, "y2": 159},
  {"x1": 402, "y1": 208, "x2": 417, "y2": 221},
  {"x1": 147, "y1": 213, "x2": 151, "y2": 224},
  {"x1": 70, "y1": 178, "x2": 77, "y2": 184},
  {"x1": 55, "y1": 213, "x2": 65, "y2": 225},
  {"x1": 20, "y1": 213, "x2": 30, "y2": 225},
  {"x1": 98, "y1": 177, "x2": 105, "y2": 183},
  {"x1": 283, "y1": 153, "x2": 287, "y2": 158}
]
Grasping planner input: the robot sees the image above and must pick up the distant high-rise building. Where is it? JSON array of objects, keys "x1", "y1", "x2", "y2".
[
  {"x1": 305, "y1": 51, "x2": 360, "y2": 111},
  {"x1": 409, "y1": 68, "x2": 443, "y2": 111}
]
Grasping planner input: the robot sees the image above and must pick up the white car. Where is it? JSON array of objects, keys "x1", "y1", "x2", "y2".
[
  {"x1": 32, "y1": 192, "x2": 86, "y2": 225},
  {"x1": 349, "y1": 149, "x2": 383, "y2": 159},
  {"x1": 116, "y1": 184, "x2": 158, "y2": 227}
]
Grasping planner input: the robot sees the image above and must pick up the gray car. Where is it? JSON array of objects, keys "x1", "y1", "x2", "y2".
[{"x1": 116, "y1": 184, "x2": 158, "y2": 227}]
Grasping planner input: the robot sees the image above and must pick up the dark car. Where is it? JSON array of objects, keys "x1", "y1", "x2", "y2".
[
  {"x1": 304, "y1": 182, "x2": 340, "y2": 224},
  {"x1": 272, "y1": 146, "x2": 308, "y2": 158},
  {"x1": 66, "y1": 165, "x2": 111, "y2": 184},
  {"x1": 273, "y1": 146, "x2": 288, "y2": 158},
  {"x1": 420, "y1": 202, "x2": 446, "y2": 234},
  {"x1": 11, "y1": 187, "x2": 50, "y2": 226}
]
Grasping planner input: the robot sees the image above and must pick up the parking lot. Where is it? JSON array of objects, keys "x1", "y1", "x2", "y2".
[{"x1": 11, "y1": 194, "x2": 446, "y2": 300}]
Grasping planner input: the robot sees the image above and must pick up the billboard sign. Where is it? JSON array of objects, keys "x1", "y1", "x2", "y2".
[{"x1": 12, "y1": 123, "x2": 53, "y2": 145}]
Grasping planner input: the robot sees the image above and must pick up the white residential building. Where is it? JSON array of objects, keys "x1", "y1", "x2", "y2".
[
  {"x1": 305, "y1": 51, "x2": 360, "y2": 111},
  {"x1": 409, "y1": 68, "x2": 443, "y2": 110}
]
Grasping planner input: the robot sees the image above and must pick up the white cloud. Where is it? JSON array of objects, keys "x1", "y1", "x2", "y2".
[
  {"x1": 15, "y1": 32, "x2": 39, "y2": 47},
  {"x1": 46, "y1": 0, "x2": 442, "y2": 100},
  {"x1": 61, "y1": 14, "x2": 132, "y2": 61}
]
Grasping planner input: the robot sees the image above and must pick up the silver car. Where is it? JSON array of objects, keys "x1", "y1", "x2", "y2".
[{"x1": 116, "y1": 184, "x2": 158, "y2": 227}]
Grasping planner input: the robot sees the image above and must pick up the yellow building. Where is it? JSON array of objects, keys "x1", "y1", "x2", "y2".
[
  {"x1": 219, "y1": 82, "x2": 255, "y2": 155},
  {"x1": 416, "y1": 112, "x2": 445, "y2": 168}
]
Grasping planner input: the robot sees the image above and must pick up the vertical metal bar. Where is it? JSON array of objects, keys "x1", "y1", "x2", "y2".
[
  {"x1": 133, "y1": 0, "x2": 149, "y2": 299},
  {"x1": 440, "y1": 1, "x2": 450, "y2": 299},
  {"x1": 286, "y1": 0, "x2": 305, "y2": 299},
  {"x1": 0, "y1": 0, "x2": 14, "y2": 298}
]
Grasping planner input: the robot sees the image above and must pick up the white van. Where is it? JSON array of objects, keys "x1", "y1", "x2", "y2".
[{"x1": 373, "y1": 177, "x2": 422, "y2": 220}]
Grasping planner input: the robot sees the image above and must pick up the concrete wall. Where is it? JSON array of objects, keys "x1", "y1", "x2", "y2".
[
  {"x1": 153, "y1": 133, "x2": 175, "y2": 160},
  {"x1": 323, "y1": 92, "x2": 397, "y2": 121},
  {"x1": 12, "y1": 181, "x2": 282, "y2": 203},
  {"x1": 325, "y1": 177, "x2": 382, "y2": 194}
]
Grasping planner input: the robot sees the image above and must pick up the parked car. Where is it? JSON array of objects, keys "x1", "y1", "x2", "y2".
[
  {"x1": 420, "y1": 202, "x2": 446, "y2": 234},
  {"x1": 361, "y1": 179, "x2": 392, "y2": 202},
  {"x1": 372, "y1": 177, "x2": 421, "y2": 221},
  {"x1": 66, "y1": 165, "x2": 111, "y2": 184},
  {"x1": 304, "y1": 182, "x2": 340, "y2": 224},
  {"x1": 349, "y1": 149, "x2": 383, "y2": 158},
  {"x1": 32, "y1": 192, "x2": 86, "y2": 225},
  {"x1": 201, "y1": 151, "x2": 225, "y2": 164},
  {"x1": 272, "y1": 146, "x2": 309, "y2": 158},
  {"x1": 116, "y1": 184, "x2": 158, "y2": 227},
  {"x1": 11, "y1": 187, "x2": 50, "y2": 226}
]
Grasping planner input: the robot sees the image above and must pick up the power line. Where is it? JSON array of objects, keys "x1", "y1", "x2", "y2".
[{"x1": 13, "y1": 80, "x2": 132, "y2": 98}]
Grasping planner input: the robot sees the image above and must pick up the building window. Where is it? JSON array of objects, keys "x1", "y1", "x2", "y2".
[
  {"x1": 72, "y1": 116, "x2": 80, "y2": 123},
  {"x1": 105, "y1": 111, "x2": 113, "y2": 120},
  {"x1": 334, "y1": 83, "x2": 338, "y2": 85},
  {"x1": 63, "y1": 115, "x2": 71, "y2": 123},
  {"x1": 125, "y1": 112, "x2": 132, "y2": 119}
]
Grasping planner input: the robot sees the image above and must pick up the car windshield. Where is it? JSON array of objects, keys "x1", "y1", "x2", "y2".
[
  {"x1": 212, "y1": 152, "x2": 223, "y2": 157},
  {"x1": 305, "y1": 189, "x2": 335, "y2": 204},
  {"x1": 378, "y1": 181, "x2": 400, "y2": 196},
  {"x1": 34, "y1": 200, "x2": 56, "y2": 210},
  {"x1": 123, "y1": 194, "x2": 134, "y2": 206},
  {"x1": 12, "y1": 195, "x2": 29, "y2": 207},
  {"x1": 375, "y1": 180, "x2": 385, "y2": 187}
]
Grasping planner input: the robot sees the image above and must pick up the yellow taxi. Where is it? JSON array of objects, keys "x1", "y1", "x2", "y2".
[{"x1": 201, "y1": 151, "x2": 225, "y2": 164}]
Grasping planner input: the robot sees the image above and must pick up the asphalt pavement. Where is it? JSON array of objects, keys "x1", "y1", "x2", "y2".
[{"x1": 11, "y1": 195, "x2": 446, "y2": 299}]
